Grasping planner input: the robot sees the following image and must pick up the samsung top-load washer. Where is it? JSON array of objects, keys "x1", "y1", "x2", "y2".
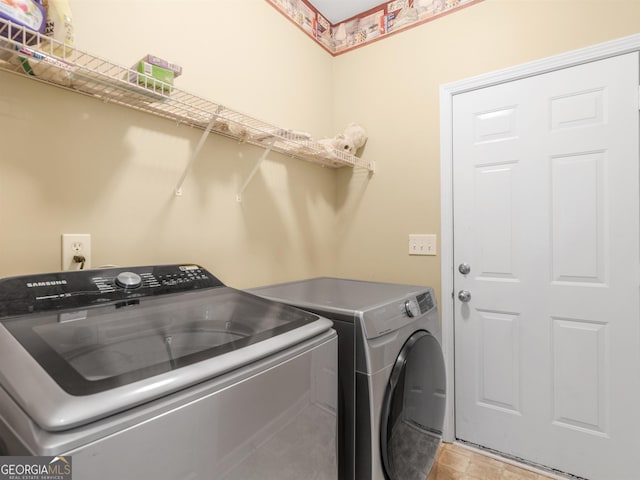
[
  {"x1": 250, "y1": 277, "x2": 446, "y2": 480},
  {"x1": 0, "y1": 264, "x2": 338, "y2": 480}
]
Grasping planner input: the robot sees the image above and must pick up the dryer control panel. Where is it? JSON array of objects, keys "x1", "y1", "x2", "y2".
[
  {"x1": 0, "y1": 264, "x2": 223, "y2": 318},
  {"x1": 361, "y1": 289, "x2": 436, "y2": 339}
]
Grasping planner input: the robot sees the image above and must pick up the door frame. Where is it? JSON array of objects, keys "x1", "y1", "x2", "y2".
[{"x1": 439, "y1": 33, "x2": 640, "y2": 443}]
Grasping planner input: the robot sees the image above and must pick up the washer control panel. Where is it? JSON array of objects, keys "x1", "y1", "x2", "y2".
[{"x1": 0, "y1": 264, "x2": 223, "y2": 318}]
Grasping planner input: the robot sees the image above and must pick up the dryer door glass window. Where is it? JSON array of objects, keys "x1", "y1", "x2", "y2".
[{"x1": 380, "y1": 330, "x2": 446, "y2": 480}]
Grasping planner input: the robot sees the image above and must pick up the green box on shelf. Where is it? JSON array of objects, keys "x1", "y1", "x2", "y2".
[
  {"x1": 129, "y1": 61, "x2": 174, "y2": 94},
  {"x1": 144, "y1": 54, "x2": 182, "y2": 77}
]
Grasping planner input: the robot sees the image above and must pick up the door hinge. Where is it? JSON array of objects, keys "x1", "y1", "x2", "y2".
[{"x1": 638, "y1": 85, "x2": 640, "y2": 110}]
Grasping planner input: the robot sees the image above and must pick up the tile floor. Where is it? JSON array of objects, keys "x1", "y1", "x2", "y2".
[{"x1": 427, "y1": 443, "x2": 556, "y2": 480}]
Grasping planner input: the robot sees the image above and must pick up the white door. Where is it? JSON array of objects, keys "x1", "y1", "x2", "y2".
[{"x1": 453, "y1": 52, "x2": 640, "y2": 480}]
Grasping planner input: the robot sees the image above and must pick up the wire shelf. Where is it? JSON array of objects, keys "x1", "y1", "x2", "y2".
[{"x1": 0, "y1": 18, "x2": 374, "y2": 172}]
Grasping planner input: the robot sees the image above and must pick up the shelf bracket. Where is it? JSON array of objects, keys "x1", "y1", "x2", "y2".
[
  {"x1": 175, "y1": 108, "x2": 222, "y2": 196},
  {"x1": 236, "y1": 137, "x2": 276, "y2": 203}
]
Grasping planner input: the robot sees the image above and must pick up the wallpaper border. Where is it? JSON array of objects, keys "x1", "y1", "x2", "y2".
[{"x1": 265, "y1": 0, "x2": 485, "y2": 56}]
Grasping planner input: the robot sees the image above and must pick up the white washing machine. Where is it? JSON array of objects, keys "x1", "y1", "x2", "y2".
[
  {"x1": 250, "y1": 277, "x2": 446, "y2": 480},
  {"x1": 0, "y1": 265, "x2": 338, "y2": 480}
]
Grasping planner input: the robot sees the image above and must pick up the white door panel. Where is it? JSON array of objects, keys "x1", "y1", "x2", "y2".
[{"x1": 453, "y1": 52, "x2": 640, "y2": 480}]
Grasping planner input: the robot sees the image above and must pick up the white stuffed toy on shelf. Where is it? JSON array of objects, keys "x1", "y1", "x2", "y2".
[
  {"x1": 342, "y1": 122, "x2": 368, "y2": 152},
  {"x1": 318, "y1": 122, "x2": 368, "y2": 158}
]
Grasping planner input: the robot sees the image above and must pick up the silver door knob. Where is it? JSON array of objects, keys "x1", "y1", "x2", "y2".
[
  {"x1": 458, "y1": 290, "x2": 471, "y2": 303},
  {"x1": 458, "y1": 263, "x2": 471, "y2": 275}
]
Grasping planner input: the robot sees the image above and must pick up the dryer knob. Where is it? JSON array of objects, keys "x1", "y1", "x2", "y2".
[
  {"x1": 115, "y1": 271, "x2": 142, "y2": 289},
  {"x1": 404, "y1": 299, "x2": 420, "y2": 318}
]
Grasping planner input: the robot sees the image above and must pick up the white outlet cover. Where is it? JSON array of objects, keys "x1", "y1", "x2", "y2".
[{"x1": 61, "y1": 234, "x2": 92, "y2": 270}]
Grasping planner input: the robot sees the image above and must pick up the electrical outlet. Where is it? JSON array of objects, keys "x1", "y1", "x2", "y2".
[
  {"x1": 61, "y1": 234, "x2": 92, "y2": 270},
  {"x1": 408, "y1": 234, "x2": 437, "y2": 256}
]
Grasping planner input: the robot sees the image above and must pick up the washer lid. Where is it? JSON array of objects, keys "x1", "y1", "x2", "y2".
[{"x1": 0, "y1": 266, "x2": 329, "y2": 431}]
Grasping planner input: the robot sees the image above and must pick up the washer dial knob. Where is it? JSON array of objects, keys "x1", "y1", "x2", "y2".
[
  {"x1": 115, "y1": 271, "x2": 142, "y2": 289},
  {"x1": 404, "y1": 299, "x2": 420, "y2": 318}
]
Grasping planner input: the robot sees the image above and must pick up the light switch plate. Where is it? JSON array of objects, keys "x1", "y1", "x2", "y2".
[{"x1": 408, "y1": 234, "x2": 437, "y2": 256}]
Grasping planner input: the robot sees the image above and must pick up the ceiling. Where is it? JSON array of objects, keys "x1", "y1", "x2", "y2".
[{"x1": 307, "y1": 0, "x2": 386, "y2": 23}]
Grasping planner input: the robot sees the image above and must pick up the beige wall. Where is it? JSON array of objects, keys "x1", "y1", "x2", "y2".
[
  {"x1": 0, "y1": 0, "x2": 337, "y2": 288},
  {"x1": 1, "y1": 0, "x2": 640, "y2": 293},
  {"x1": 332, "y1": 0, "x2": 640, "y2": 303}
]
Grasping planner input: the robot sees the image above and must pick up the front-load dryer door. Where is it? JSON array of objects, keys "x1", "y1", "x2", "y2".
[{"x1": 380, "y1": 331, "x2": 446, "y2": 480}]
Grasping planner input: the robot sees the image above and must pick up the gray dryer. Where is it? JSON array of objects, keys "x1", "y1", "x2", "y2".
[{"x1": 250, "y1": 277, "x2": 447, "y2": 480}]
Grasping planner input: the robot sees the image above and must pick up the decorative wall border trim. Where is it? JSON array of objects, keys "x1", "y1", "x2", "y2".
[{"x1": 266, "y1": 0, "x2": 485, "y2": 56}]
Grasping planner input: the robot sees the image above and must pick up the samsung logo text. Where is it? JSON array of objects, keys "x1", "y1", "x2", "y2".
[{"x1": 26, "y1": 280, "x2": 68, "y2": 288}]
